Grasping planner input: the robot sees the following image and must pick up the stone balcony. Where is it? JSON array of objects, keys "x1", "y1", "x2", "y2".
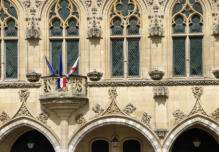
[{"x1": 39, "y1": 75, "x2": 88, "y2": 118}]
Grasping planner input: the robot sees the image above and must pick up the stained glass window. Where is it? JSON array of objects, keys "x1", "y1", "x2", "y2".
[
  {"x1": 110, "y1": 0, "x2": 140, "y2": 77},
  {"x1": 172, "y1": 0, "x2": 203, "y2": 76},
  {"x1": 49, "y1": 0, "x2": 79, "y2": 75},
  {"x1": 0, "y1": 0, "x2": 18, "y2": 79}
]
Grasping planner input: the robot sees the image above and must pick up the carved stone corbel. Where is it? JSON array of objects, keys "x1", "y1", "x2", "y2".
[{"x1": 155, "y1": 129, "x2": 168, "y2": 139}]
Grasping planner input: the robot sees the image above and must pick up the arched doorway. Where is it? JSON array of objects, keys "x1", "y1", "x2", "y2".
[
  {"x1": 171, "y1": 128, "x2": 219, "y2": 152},
  {"x1": 11, "y1": 130, "x2": 55, "y2": 152}
]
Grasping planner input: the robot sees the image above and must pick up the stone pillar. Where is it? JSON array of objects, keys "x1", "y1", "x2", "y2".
[{"x1": 153, "y1": 87, "x2": 168, "y2": 139}]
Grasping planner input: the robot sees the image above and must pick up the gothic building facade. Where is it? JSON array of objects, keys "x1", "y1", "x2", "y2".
[{"x1": 0, "y1": 0, "x2": 219, "y2": 151}]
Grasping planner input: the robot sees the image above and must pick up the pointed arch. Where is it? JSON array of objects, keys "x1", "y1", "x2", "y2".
[
  {"x1": 69, "y1": 116, "x2": 161, "y2": 152},
  {"x1": 163, "y1": 115, "x2": 219, "y2": 152},
  {"x1": 0, "y1": 117, "x2": 60, "y2": 152}
]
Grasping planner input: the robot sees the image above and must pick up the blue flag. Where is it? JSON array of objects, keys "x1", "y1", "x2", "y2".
[
  {"x1": 45, "y1": 56, "x2": 55, "y2": 75},
  {"x1": 58, "y1": 51, "x2": 63, "y2": 76}
]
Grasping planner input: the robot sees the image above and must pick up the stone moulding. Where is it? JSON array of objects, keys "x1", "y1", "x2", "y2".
[
  {"x1": 0, "y1": 82, "x2": 41, "y2": 88},
  {"x1": 88, "y1": 79, "x2": 219, "y2": 87}
]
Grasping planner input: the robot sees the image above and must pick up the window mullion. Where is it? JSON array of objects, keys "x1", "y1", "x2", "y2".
[
  {"x1": 63, "y1": 24, "x2": 66, "y2": 75},
  {"x1": 124, "y1": 37, "x2": 127, "y2": 78},
  {"x1": 186, "y1": 36, "x2": 190, "y2": 77}
]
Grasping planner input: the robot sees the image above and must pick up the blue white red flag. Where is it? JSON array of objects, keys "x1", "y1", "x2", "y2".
[
  {"x1": 45, "y1": 56, "x2": 55, "y2": 76},
  {"x1": 67, "y1": 57, "x2": 79, "y2": 77},
  {"x1": 57, "y1": 77, "x2": 66, "y2": 88},
  {"x1": 58, "y1": 51, "x2": 63, "y2": 76}
]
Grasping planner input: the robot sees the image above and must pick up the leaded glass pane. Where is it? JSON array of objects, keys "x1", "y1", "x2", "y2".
[
  {"x1": 58, "y1": 0, "x2": 70, "y2": 21},
  {"x1": 4, "y1": 0, "x2": 17, "y2": 18},
  {"x1": 189, "y1": 15, "x2": 202, "y2": 33},
  {"x1": 5, "y1": 19, "x2": 17, "y2": 37},
  {"x1": 173, "y1": 15, "x2": 185, "y2": 33},
  {"x1": 190, "y1": 37, "x2": 202, "y2": 76},
  {"x1": 50, "y1": 40, "x2": 62, "y2": 74},
  {"x1": 127, "y1": 17, "x2": 139, "y2": 35},
  {"x1": 172, "y1": 3, "x2": 182, "y2": 15},
  {"x1": 128, "y1": 39, "x2": 139, "y2": 76},
  {"x1": 0, "y1": 40, "x2": 1, "y2": 78},
  {"x1": 115, "y1": 0, "x2": 134, "y2": 17},
  {"x1": 0, "y1": 9, "x2": 7, "y2": 21},
  {"x1": 182, "y1": 6, "x2": 193, "y2": 17},
  {"x1": 50, "y1": 18, "x2": 63, "y2": 36},
  {"x1": 111, "y1": 18, "x2": 123, "y2": 35},
  {"x1": 67, "y1": 40, "x2": 79, "y2": 75},
  {"x1": 5, "y1": 40, "x2": 17, "y2": 78},
  {"x1": 111, "y1": 39, "x2": 124, "y2": 77},
  {"x1": 193, "y1": 2, "x2": 203, "y2": 14},
  {"x1": 49, "y1": 6, "x2": 56, "y2": 18},
  {"x1": 66, "y1": 18, "x2": 79, "y2": 36},
  {"x1": 173, "y1": 37, "x2": 186, "y2": 76}
]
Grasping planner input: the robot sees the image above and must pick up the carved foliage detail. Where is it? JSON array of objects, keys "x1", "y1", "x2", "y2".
[
  {"x1": 19, "y1": 89, "x2": 30, "y2": 103},
  {"x1": 192, "y1": 86, "x2": 203, "y2": 100},
  {"x1": 0, "y1": 111, "x2": 10, "y2": 123},
  {"x1": 141, "y1": 112, "x2": 151, "y2": 126},
  {"x1": 37, "y1": 113, "x2": 49, "y2": 124},
  {"x1": 173, "y1": 109, "x2": 186, "y2": 124},
  {"x1": 123, "y1": 104, "x2": 136, "y2": 115},
  {"x1": 211, "y1": 108, "x2": 219, "y2": 122},
  {"x1": 153, "y1": 86, "x2": 168, "y2": 98},
  {"x1": 92, "y1": 104, "x2": 104, "y2": 115},
  {"x1": 75, "y1": 114, "x2": 86, "y2": 124}
]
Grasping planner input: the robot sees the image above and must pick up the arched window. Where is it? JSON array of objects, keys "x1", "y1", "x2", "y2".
[
  {"x1": 92, "y1": 140, "x2": 109, "y2": 152},
  {"x1": 49, "y1": 0, "x2": 79, "y2": 74},
  {"x1": 110, "y1": 0, "x2": 140, "y2": 77},
  {"x1": 0, "y1": 0, "x2": 18, "y2": 79},
  {"x1": 172, "y1": 0, "x2": 203, "y2": 76},
  {"x1": 123, "y1": 140, "x2": 140, "y2": 152}
]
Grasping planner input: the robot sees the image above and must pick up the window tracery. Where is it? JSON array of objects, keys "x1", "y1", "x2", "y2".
[
  {"x1": 172, "y1": 0, "x2": 203, "y2": 76},
  {"x1": 110, "y1": 0, "x2": 140, "y2": 77},
  {"x1": 0, "y1": 0, "x2": 18, "y2": 79},
  {"x1": 49, "y1": 0, "x2": 79, "y2": 74}
]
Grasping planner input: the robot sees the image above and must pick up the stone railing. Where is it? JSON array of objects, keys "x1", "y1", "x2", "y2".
[{"x1": 40, "y1": 75, "x2": 87, "y2": 100}]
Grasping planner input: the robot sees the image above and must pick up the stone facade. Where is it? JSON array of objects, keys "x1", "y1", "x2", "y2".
[{"x1": 0, "y1": 0, "x2": 219, "y2": 152}]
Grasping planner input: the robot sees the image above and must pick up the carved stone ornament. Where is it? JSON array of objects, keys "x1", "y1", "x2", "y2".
[
  {"x1": 155, "y1": 129, "x2": 168, "y2": 139},
  {"x1": 172, "y1": 109, "x2": 186, "y2": 124},
  {"x1": 19, "y1": 89, "x2": 30, "y2": 103},
  {"x1": 108, "y1": 87, "x2": 118, "y2": 101},
  {"x1": 213, "y1": 24, "x2": 219, "y2": 35},
  {"x1": 37, "y1": 113, "x2": 49, "y2": 124},
  {"x1": 13, "y1": 102, "x2": 33, "y2": 118},
  {"x1": 123, "y1": 104, "x2": 136, "y2": 115},
  {"x1": 211, "y1": 108, "x2": 219, "y2": 122},
  {"x1": 146, "y1": 0, "x2": 153, "y2": 5},
  {"x1": 192, "y1": 86, "x2": 203, "y2": 101},
  {"x1": 85, "y1": 0, "x2": 92, "y2": 7},
  {"x1": 189, "y1": 100, "x2": 208, "y2": 116},
  {"x1": 153, "y1": 86, "x2": 168, "y2": 98},
  {"x1": 75, "y1": 114, "x2": 86, "y2": 124},
  {"x1": 97, "y1": 0, "x2": 103, "y2": 7},
  {"x1": 212, "y1": 69, "x2": 219, "y2": 79},
  {"x1": 0, "y1": 111, "x2": 10, "y2": 123},
  {"x1": 87, "y1": 70, "x2": 103, "y2": 81},
  {"x1": 26, "y1": 71, "x2": 41, "y2": 82},
  {"x1": 141, "y1": 112, "x2": 151, "y2": 126},
  {"x1": 87, "y1": 16, "x2": 102, "y2": 39},
  {"x1": 148, "y1": 69, "x2": 165, "y2": 80},
  {"x1": 26, "y1": 18, "x2": 41, "y2": 40},
  {"x1": 92, "y1": 104, "x2": 104, "y2": 115}
]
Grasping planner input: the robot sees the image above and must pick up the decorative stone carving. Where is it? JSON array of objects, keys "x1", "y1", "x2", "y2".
[
  {"x1": 192, "y1": 86, "x2": 203, "y2": 100},
  {"x1": 173, "y1": 110, "x2": 186, "y2": 124},
  {"x1": 37, "y1": 113, "x2": 49, "y2": 124},
  {"x1": 212, "y1": 69, "x2": 219, "y2": 79},
  {"x1": 14, "y1": 102, "x2": 33, "y2": 118},
  {"x1": 141, "y1": 112, "x2": 151, "y2": 126},
  {"x1": 189, "y1": 100, "x2": 208, "y2": 116},
  {"x1": 87, "y1": 70, "x2": 103, "y2": 81},
  {"x1": 26, "y1": 71, "x2": 41, "y2": 82},
  {"x1": 211, "y1": 108, "x2": 219, "y2": 122},
  {"x1": 108, "y1": 87, "x2": 118, "y2": 101},
  {"x1": 148, "y1": 5, "x2": 164, "y2": 37},
  {"x1": 123, "y1": 104, "x2": 136, "y2": 115},
  {"x1": 97, "y1": 0, "x2": 103, "y2": 7},
  {"x1": 153, "y1": 86, "x2": 168, "y2": 98},
  {"x1": 19, "y1": 89, "x2": 30, "y2": 103},
  {"x1": 146, "y1": 0, "x2": 153, "y2": 5},
  {"x1": 26, "y1": 17, "x2": 41, "y2": 40},
  {"x1": 155, "y1": 129, "x2": 168, "y2": 139},
  {"x1": 88, "y1": 79, "x2": 219, "y2": 87},
  {"x1": 85, "y1": 0, "x2": 92, "y2": 7},
  {"x1": 75, "y1": 114, "x2": 86, "y2": 124},
  {"x1": 148, "y1": 69, "x2": 165, "y2": 80},
  {"x1": 92, "y1": 104, "x2": 104, "y2": 115},
  {"x1": 212, "y1": 0, "x2": 219, "y2": 35},
  {"x1": 0, "y1": 111, "x2": 10, "y2": 123}
]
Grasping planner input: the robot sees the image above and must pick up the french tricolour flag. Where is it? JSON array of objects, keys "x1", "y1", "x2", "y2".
[
  {"x1": 57, "y1": 77, "x2": 66, "y2": 88},
  {"x1": 67, "y1": 57, "x2": 79, "y2": 77}
]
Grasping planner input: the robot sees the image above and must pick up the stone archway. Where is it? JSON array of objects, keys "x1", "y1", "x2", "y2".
[
  {"x1": 69, "y1": 116, "x2": 161, "y2": 152},
  {"x1": 163, "y1": 115, "x2": 219, "y2": 152},
  {"x1": 0, "y1": 117, "x2": 60, "y2": 152}
]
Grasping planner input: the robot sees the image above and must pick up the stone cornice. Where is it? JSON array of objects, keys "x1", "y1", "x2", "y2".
[
  {"x1": 88, "y1": 79, "x2": 219, "y2": 87},
  {"x1": 0, "y1": 82, "x2": 41, "y2": 88}
]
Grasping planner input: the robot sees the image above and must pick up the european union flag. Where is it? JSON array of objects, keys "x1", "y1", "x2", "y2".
[
  {"x1": 45, "y1": 56, "x2": 55, "y2": 76},
  {"x1": 58, "y1": 51, "x2": 63, "y2": 76}
]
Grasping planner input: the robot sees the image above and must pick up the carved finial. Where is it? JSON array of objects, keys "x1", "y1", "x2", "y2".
[
  {"x1": 192, "y1": 86, "x2": 203, "y2": 100},
  {"x1": 108, "y1": 87, "x2": 118, "y2": 101},
  {"x1": 123, "y1": 104, "x2": 136, "y2": 115},
  {"x1": 141, "y1": 112, "x2": 151, "y2": 126},
  {"x1": 19, "y1": 89, "x2": 30, "y2": 102},
  {"x1": 0, "y1": 111, "x2": 10, "y2": 123}
]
